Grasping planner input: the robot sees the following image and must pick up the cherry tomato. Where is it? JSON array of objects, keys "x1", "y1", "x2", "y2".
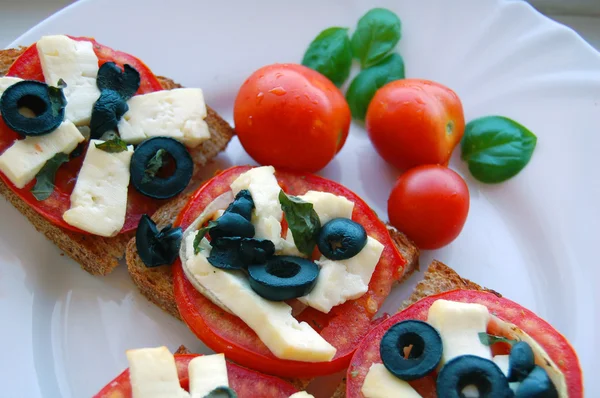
[
  {"x1": 234, "y1": 64, "x2": 350, "y2": 173},
  {"x1": 388, "y1": 165, "x2": 469, "y2": 250},
  {"x1": 366, "y1": 79, "x2": 465, "y2": 171}
]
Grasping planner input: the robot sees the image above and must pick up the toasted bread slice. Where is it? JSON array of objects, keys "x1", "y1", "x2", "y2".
[
  {"x1": 0, "y1": 47, "x2": 234, "y2": 275},
  {"x1": 126, "y1": 197, "x2": 421, "y2": 320},
  {"x1": 331, "y1": 260, "x2": 499, "y2": 398}
]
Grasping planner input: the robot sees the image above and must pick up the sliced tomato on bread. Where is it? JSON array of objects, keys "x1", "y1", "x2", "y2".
[
  {"x1": 0, "y1": 37, "x2": 165, "y2": 234},
  {"x1": 345, "y1": 289, "x2": 583, "y2": 398},
  {"x1": 93, "y1": 353, "x2": 299, "y2": 398},
  {"x1": 172, "y1": 165, "x2": 408, "y2": 378}
]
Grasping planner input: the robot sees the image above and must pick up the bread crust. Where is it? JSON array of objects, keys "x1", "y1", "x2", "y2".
[{"x1": 0, "y1": 46, "x2": 234, "y2": 275}]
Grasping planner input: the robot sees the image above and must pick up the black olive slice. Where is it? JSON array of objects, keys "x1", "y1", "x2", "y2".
[
  {"x1": 515, "y1": 366, "x2": 558, "y2": 398},
  {"x1": 508, "y1": 341, "x2": 535, "y2": 382},
  {"x1": 436, "y1": 355, "x2": 513, "y2": 398},
  {"x1": 239, "y1": 238, "x2": 275, "y2": 264},
  {"x1": 0, "y1": 80, "x2": 65, "y2": 136},
  {"x1": 317, "y1": 218, "x2": 367, "y2": 260},
  {"x1": 208, "y1": 237, "x2": 275, "y2": 270},
  {"x1": 225, "y1": 189, "x2": 254, "y2": 221},
  {"x1": 380, "y1": 320, "x2": 442, "y2": 381},
  {"x1": 247, "y1": 255, "x2": 319, "y2": 301},
  {"x1": 136, "y1": 214, "x2": 183, "y2": 267},
  {"x1": 207, "y1": 244, "x2": 246, "y2": 271},
  {"x1": 209, "y1": 212, "x2": 255, "y2": 240},
  {"x1": 130, "y1": 137, "x2": 193, "y2": 199}
]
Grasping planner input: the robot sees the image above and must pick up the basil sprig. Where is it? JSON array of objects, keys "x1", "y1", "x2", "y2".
[
  {"x1": 478, "y1": 332, "x2": 518, "y2": 347},
  {"x1": 302, "y1": 27, "x2": 353, "y2": 87},
  {"x1": 48, "y1": 79, "x2": 67, "y2": 117},
  {"x1": 346, "y1": 53, "x2": 405, "y2": 120},
  {"x1": 461, "y1": 116, "x2": 537, "y2": 183},
  {"x1": 193, "y1": 220, "x2": 218, "y2": 255},
  {"x1": 351, "y1": 8, "x2": 402, "y2": 68},
  {"x1": 142, "y1": 148, "x2": 166, "y2": 184},
  {"x1": 279, "y1": 190, "x2": 321, "y2": 256},
  {"x1": 95, "y1": 136, "x2": 129, "y2": 153},
  {"x1": 30, "y1": 152, "x2": 69, "y2": 201}
]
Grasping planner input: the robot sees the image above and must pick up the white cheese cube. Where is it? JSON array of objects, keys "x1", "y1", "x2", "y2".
[
  {"x1": 299, "y1": 237, "x2": 384, "y2": 313},
  {"x1": 0, "y1": 76, "x2": 22, "y2": 96},
  {"x1": 298, "y1": 190, "x2": 354, "y2": 225},
  {"x1": 63, "y1": 139, "x2": 133, "y2": 236},
  {"x1": 288, "y1": 392, "x2": 315, "y2": 398},
  {"x1": 189, "y1": 354, "x2": 228, "y2": 398},
  {"x1": 361, "y1": 363, "x2": 422, "y2": 398},
  {"x1": 230, "y1": 166, "x2": 284, "y2": 247},
  {"x1": 118, "y1": 88, "x2": 210, "y2": 148},
  {"x1": 182, "y1": 233, "x2": 336, "y2": 362},
  {"x1": 427, "y1": 299, "x2": 492, "y2": 365},
  {"x1": 37, "y1": 35, "x2": 101, "y2": 126},
  {"x1": 126, "y1": 346, "x2": 189, "y2": 398},
  {"x1": 0, "y1": 121, "x2": 84, "y2": 188}
]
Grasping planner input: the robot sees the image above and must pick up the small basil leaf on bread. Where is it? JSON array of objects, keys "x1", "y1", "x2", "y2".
[
  {"x1": 279, "y1": 190, "x2": 321, "y2": 256},
  {"x1": 30, "y1": 152, "x2": 69, "y2": 201},
  {"x1": 95, "y1": 136, "x2": 128, "y2": 153},
  {"x1": 194, "y1": 220, "x2": 219, "y2": 255},
  {"x1": 142, "y1": 148, "x2": 166, "y2": 184},
  {"x1": 478, "y1": 332, "x2": 518, "y2": 346}
]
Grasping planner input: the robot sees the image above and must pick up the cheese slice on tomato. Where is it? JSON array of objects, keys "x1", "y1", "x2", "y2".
[
  {"x1": 126, "y1": 346, "x2": 189, "y2": 398},
  {"x1": 299, "y1": 237, "x2": 384, "y2": 313},
  {"x1": 298, "y1": 190, "x2": 354, "y2": 224},
  {"x1": 62, "y1": 139, "x2": 133, "y2": 236},
  {"x1": 427, "y1": 299, "x2": 492, "y2": 366},
  {"x1": 118, "y1": 88, "x2": 210, "y2": 148},
  {"x1": 361, "y1": 363, "x2": 422, "y2": 398},
  {"x1": 288, "y1": 392, "x2": 315, "y2": 398},
  {"x1": 230, "y1": 166, "x2": 285, "y2": 248},
  {"x1": 181, "y1": 232, "x2": 336, "y2": 362},
  {"x1": 0, "y1": 121, "x2": 84, "y2": 188},
  {"x1": 37, "y1": 35, "x2": 101, "y2": 126},
  {"x1": 0, "y1": 76, "x2": 22, "y2": 96},
  {"x1": 188, "y1": 354, "x2": 229, "y2": 398}
]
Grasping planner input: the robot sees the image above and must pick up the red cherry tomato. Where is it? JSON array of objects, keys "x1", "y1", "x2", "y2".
[
  {"x1": 366, "y1": 79, "x2": 465, "y2": 171},
  {"x1": 234, "y1": 63, "x2": 350, "y2": 173},
  {"x1": 388, "y1": 165, "x2": 469, "y2": 249}
]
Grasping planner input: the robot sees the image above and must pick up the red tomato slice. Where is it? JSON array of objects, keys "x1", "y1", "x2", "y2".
[
  {"x1": 93, "y1": 353, "x2": 299, "y2": 398},
  {"x1": 0, "y1": 37, "x2": 165, "y2": 234},
  {"x1": 346, "y1": 290, "x2": 583, "y2": 398},
  {"x1": 173, "y1": 166, "x2": 407, "y2": 378}
]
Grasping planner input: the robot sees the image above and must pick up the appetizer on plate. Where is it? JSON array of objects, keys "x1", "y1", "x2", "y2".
[{"x1": 0, "y1": 35, "x2": 233, "y2": 275}]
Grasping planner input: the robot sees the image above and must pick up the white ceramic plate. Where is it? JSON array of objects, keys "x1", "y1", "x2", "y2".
[{"x1": 1, "y1": 0, "x2": 598, "y2": 396}]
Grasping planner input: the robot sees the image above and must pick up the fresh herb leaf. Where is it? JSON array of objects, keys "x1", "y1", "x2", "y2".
[
  {"x1": 142, "y1": 148, "x2": 166, "y2": 184},
  {"x1": 47, "y1": 81, "x2": 67, "y2": 118},
  {"x1": 193, "y1": 220, "x2": 219, "y2": 255},
  {"x1": 302, "y1": 27, "x2": 353, "y2": 86},
  {"x1": 346, "y1": 53, "x2": 405, "y2": 120},
  {"x1": 30, "y1": 153, "x2": 69, "y2": 201},
  {"x1": 478, "y1": 332, "x2": 518, "y2": 346},
  {"x1": 461, "y1": 116, "x2": 537, "y2": 183},
  {"x1": 95, "y1": 136, "x2": 128, "y2": 153},
  {"x1": 204, "y1": 386, "x2": 237, "y2": 398},
  {"x1": 351, "y1": 8, "x2": 402, "y2": 68},
  {"x1": 96, "y1": 62, "x2": 141, "y2": 100},
  {"x1": 278, "y1": 190, "x2": 321, "y2": 256},
  {"x1": 90, "y1": 90, "x2": 129, "y2": 139}
]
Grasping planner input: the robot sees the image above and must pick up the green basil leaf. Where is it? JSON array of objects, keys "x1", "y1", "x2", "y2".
[
  {"x1": 30, "y1": 153, "x2": 69, "y2": 201},
  {"x1": 278, "y1": 190, "x2": 321, "y2": 256},
  {"x1": 346, "y1": 53, "x2": 405, "y2": 120},
  {"x1": 95, "y1": 136, "x2": 129, "y2": 153},
  {"x1": 48, "y1": 80, "x2": 67, "y2": 118},
  {"x1": 142, "y1": 148, "x2": 166, "y2": 184},
  {"x1": 478, "y1": 332, "x2": 518, "y2": 347},
  {"x1": 194, "y1": 220, "x2": 219, "y2": 255},
  {"x1": 351, "y1": 8, "x2": 402, "y2": 68},
  {"x1": 302, "y1": 27, "x2": 353, "y2": 86},
  {"x1": 204, "y1": 386, "x2": 237, "y2": 398},
  {"x1": 461, "y1": 116, "x2": 537, "y2": 183}
]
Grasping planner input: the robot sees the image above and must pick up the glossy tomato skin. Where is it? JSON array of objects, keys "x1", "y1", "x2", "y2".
[
  {"x1": 366, "y1": 79, "x2": 465, "y2": 171},
  {"x1": 234, "y1": 64, "x2": 351, "y2": 173},
  {"x1": 388, "y1": 165, "x2": 469, "y2": 250}
]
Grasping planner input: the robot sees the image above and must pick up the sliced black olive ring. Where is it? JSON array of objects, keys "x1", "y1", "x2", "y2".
[
  {"x1": 136, "y1": 214, "x2": 183, "y2": 267},
  {"x1": 0, "y1": 80, "x2": 65, "y2": 136},
  {"x1": 318, "y1": 218, "x2": 367, "y2": 260},
  {"x1": 380, "y1": 320, "x2": 443, "y2": 381},
  {"x1": 248, "y1": 255, "x2": 319, "y2": 301},
  {"x1": 208, "y1": 237, "x2": 275, "y2": 270},
  {"x1": 436, "y1": 355, "x2": 513, "y2": 398},
  {"x1": 130, "y1": 137, "x2": 193, "y2": 199}
]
